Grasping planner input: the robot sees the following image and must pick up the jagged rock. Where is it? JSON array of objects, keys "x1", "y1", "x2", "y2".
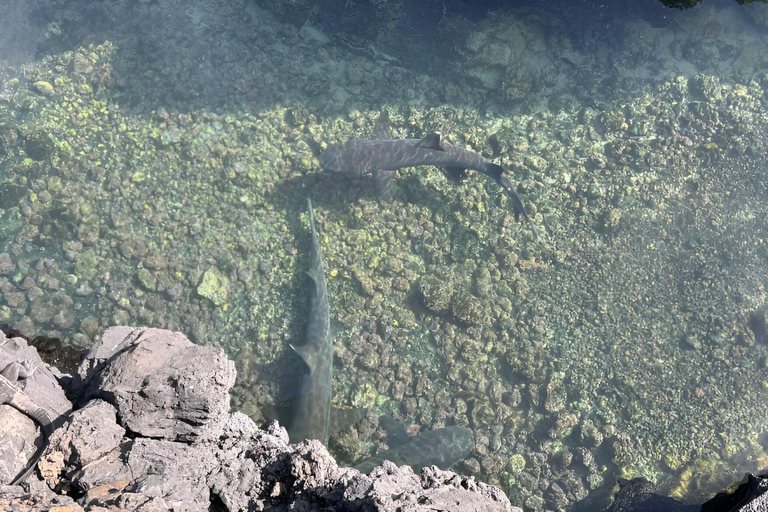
[
  {"x1": 126, "y1": 438, "x2": 217, "y2": 511},
  {"x1": 260, "y1": 438, "x2": 516, "y2": 511},
  {"x1": 0, "y1": 331, "x2": 72, "y2": 485},
  {"x1": 77, "y1": 327, "x2": 236, "y2": 443},
  {"x1": 0, "y1": 408, "x2": 40, "y2": 485},
  {"x1": 80, "y1": 483, "x2": 168, "y2": 512},
  {"x1": 0, "y1": 484, "x2": 84, "y2": 511},
  {"x1": 0, "y1": 331, "x2": 72, "y2": 421},
  {"x1": 67, "y1": 440, "x2": 133, "y2": 493},
  {"x1": 1, "y1": 326, "x2": 518, "y2": 511},
  {"x1": 39, "y1": 399, "x2": 125, "y2": 491},
  {"x1": 343, "y1": 462, "x2": 515, "y2": 512},
  {"x1": 207, "y1": 415, "x2": 289, "y2": 511}
]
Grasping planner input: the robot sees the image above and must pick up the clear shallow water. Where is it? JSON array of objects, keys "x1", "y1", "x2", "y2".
[{"x1": 1, "y1": 0, "x2": 768, "y2": 510}]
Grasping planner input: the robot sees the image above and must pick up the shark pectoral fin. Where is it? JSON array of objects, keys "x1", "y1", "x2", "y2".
[
  {"x1": 443, "y1": 166, "x2": 469, "y2": 181},
  {"x1": 372, "y1": 110, "x2": 393, "y2": 139},
  {"x1": 330, "y1": 317, "x2": 345, "y2": 341},
  {"x1": 328, "y1": 406, "x2": 368, "y2": 437},
  {"x1": 289, "y1": 342, "x2": 313, "y2": 372},
  {"x1": 498, "y1": 173, "x2": 541, "y2": 240},
  {"x1": 304, "y1": 269, "x2": 326, "y2": 296},
  {"x1": 373, "y1": 170, "x2": 398, "y2": 202},
  {"x1": 415, "y1": 133, "x2": 444, "y2": 151}
]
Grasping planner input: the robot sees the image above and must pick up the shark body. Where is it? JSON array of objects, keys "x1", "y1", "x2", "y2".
[
  {"x1": 288, "y1": 198, "x2": 333, "y2": 445},
  {"x1": 354, "y1": 419, "x2": 474, "y2": 474},
  {"x1": 319, "y1": 111, "x2": 540, "y2": 238}
]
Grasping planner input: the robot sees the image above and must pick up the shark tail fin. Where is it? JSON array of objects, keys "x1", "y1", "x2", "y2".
[{"x1": 486, "y1": 164, "x2": 541, "y2": 240}]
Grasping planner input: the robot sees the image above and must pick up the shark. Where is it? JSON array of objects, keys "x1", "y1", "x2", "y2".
[
  {"x1": 353, "y1": 416, "x2": 474, "y2": 474},
  {"x1": 287, "y1": 198, "x2": 333, "y2": 445},
  {"x1": 319, "y1": 111, "x2": 540, "y2": 238},
  {"x1": 279, "y1": 202, "x2": 475, "y2": 472}
]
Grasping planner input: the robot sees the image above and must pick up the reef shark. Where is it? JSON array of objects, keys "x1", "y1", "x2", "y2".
[
  {"x1": 287, "y1": 198, "x2": 333, "y2": 445},
  {"x1": 353, "y1": 416, "x2": 474, "y2": 474},
  {"x1": 267, "y1": 200, "x2": 365, "y2": 444},
  {"x1": 280, "y1": 202, "x2": 474, "y2": 472},
  {"x1": 319, "y1": 111, "x2": 540, "y2": 238}
]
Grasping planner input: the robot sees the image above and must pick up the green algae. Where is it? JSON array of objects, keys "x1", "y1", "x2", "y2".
[{"x1": 197, "y1": 267, "x2": 230, "y2": 308}]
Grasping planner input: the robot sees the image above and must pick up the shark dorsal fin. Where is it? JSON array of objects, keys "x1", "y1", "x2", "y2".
[
  {"x1": 415, "y1": 133, "x2": 443, "y2": 151},
  {"x1": 372, "y1": 110, "x2": 393, "y2": 139}
]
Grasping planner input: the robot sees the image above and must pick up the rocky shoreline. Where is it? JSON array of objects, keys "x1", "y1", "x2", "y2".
[{"x1": 0, "y1": 326, "x2": 516, "y2": 511}]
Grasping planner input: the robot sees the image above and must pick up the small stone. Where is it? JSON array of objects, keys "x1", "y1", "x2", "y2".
[
  {"x1": 27, "y1": 286, "x2": 44, "y2": 301},
  {"x1": 13, "y1": 315, "x2": 35, "y2": 337},
  {"x1": 81, "y1": 315, "x2": 100, "y2": 338},
  {"x1": 137, "y1": 268, "x2": 157, "y2": 291},
  {"x1": 451, "y1": 291, "x2": 483, "y2": 324},
  {"x1": 165, "y1": 282, "x2": 184, "y2": 301},
  {"x1": 0, "y1": 253, "x2": 16, "y2": 275},
  {"x1": 32, "y1": 80, "x2": 55, "y2": 96},
  {"x1": 544, "y1": 373, "x2": 567, "y2": 413},
  {"x1": 419, "y1": 276, "x2": 453, "y2": 315},
  {"x1": 18, "y1": 275, "x2": 36, "y2": 290}
]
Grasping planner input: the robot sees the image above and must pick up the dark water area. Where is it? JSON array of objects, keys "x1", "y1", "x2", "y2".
[{"x1": 2, "y1": 0, "x2": 768, "y2": 510}]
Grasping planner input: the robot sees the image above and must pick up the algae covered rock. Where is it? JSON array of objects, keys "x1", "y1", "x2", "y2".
[
  {"x1": 197, "y1": 266, "x2": 229, "y2": 307},
  {"x1": 419, "y1": 275, "x2": 454, "y2": 316},
  {"x1": 31, "y1": 81, "x2": 54, "y2": 96}
]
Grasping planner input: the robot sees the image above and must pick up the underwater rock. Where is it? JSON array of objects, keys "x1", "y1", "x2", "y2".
[
  {"x1": 31, "y1": 81, "x2": 54, "y2": 96},
  {"x1": 501, "y1": 65, "x2": 533, "y2": 103},
  {"x1": 79, "y1": 315, "x2": 100, "y2": 339},
  {"x1": 419, "y1": 275, "x2": 454, "y2": 315},
  {"x1": 22, "y1": 130, "x2": 55, "y2": 161},
  {"x1": 452, "y1": 290, "x2": 484, "y2": 325},
  {"x1": 544, "y1": 373, "x2": 568, "y2": 413},
  {"x1": 197, "y1": 266, "x2": 229, "y2": 307},
  {"x1": 0, "y1": 253, "x2": 16, "y2": 275},
  {"x1": 607, "y1": 477, "x2": 698, "y2": 512},
  {"x1": 136, "y1": 268, "x2": 156, "y2": 291},
  {"x1": 463, "y1": 20, "x2": 527, "y2": 91}
]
